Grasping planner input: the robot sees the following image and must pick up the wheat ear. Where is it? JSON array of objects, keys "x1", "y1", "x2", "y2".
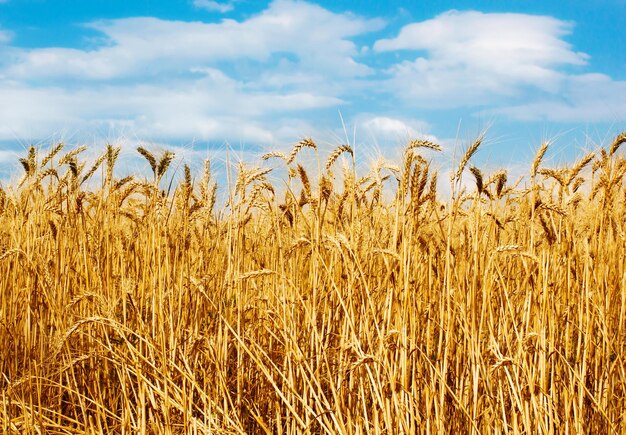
[
  {"x1": 567, "y1": 152, "x2": 594, "y2": 185},
  {"x1": 469, "y1": 166, "x2": 483, "y2": 194},
  {"x1": 297, "y1": 164, "x2": 312, "y2": 200},
  {"x1": 609, "y1": 132, "x2": 626, "y2": 156},
  {"x1": 406, "y1": 139, "x2": 442, "y2": 153},
  {"x1": 531, "y1": 142, "x2": 549, "y2": 178},
  {"x1": 455, "y1": 135, "x2": 483, "y2": 180},
  {"x1": 41, "y1": 143, "x2": 65, "y2": 168},
  {"x1": 287, "y1": 138, "x2": 317, "y2": 164},
  {"x1": 326, "y1": 145, "x2": 353, "y2": 171},
  {"x1": 157, "y1": 151, "x2": 175, "y2": 180},
  {"x1": 81, "y1": 153, "x2": 107, "y2": 184},
  {"x1": 58, "y1": 145, "x2": 88, "y2": 166},
  {"x1": 261, "y1": 151, "x2": 289, "y2": 162},
  {"x1": 137, "y1": 146, "x2": 157, "y2": 175}
]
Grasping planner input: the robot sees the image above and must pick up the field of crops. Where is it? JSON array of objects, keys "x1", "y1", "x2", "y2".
[{"x1": 1, "y1": 133, "x2": 625, "y2": 433}]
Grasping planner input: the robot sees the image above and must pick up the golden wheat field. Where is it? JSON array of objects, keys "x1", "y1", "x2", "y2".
[{"x1": 0, "y1": 133, "x2": 625, "y2": 434}]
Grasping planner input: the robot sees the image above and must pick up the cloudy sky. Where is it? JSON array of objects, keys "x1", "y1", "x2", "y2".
[{"x1": 0, "y1": 0, "x2": 624, "y2": 178}]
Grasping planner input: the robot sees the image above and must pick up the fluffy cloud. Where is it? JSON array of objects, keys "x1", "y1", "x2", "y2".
[
  {"x1": 193, "y1": 0, "x2": 235, "y2": 13},
  {"x1": 0, "y1": 29, "x2": 12, "y2": 44},
  {"x1": 0, "y1": 150, "x2": 18, "y2": 168},
  {"x1": 356, "y1": 116, "x2": 431, "y2": 143},
  {"x1": 0, "y1": 70, "x2": 341, "y2": 142},
  {"x1": 6, "y1": 0, "x2": 382, "y2": 81},
  {"x1": 0, "y1": 0, "x2": 382, "y2": 143},
  {"x1": 374, "y1": 10, "x2": 589, "y2": 107},
  {"x1": 491, "y1": 73, "x2": 626, "y2": 122},
  {"x1": 0, "y1": 2, "x2": 624, "y2": 156}
]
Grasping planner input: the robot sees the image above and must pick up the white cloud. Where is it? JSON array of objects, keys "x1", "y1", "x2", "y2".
[
  {"x1": 0, "y1": 29, "x2": 12, "y2": 44},
  {"x1": 0, "y1": 2, "x2": 624, "y2": 155},
  {"x1": 0, "y1": 150, "x2": 18, "y2": 166},
  {"x1": 491, "y1": 73, "x2": 626, "y2": 122},
  {"x1": 0, "y1": 0, "x2": 382, "y2": 144},
  {"x1": 357, "y1": 115, "x2": 431, "y2": 143},
  {"x1": 193, "y1": 0, "x2": 235, "y2": 13},
  {"x1": 0, "y1": 70, "x2": 342, "y2": 142},
  {"x1": 374, "y1": 10, "x2": 588, "y2": 107},
  {"x1": 6, "y1": 0, "x2": 383, "y2": 81}
]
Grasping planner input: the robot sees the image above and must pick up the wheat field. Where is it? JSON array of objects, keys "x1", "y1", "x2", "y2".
[{"x1": 0, "y1": 133, "x2": 625, "y2": 434}]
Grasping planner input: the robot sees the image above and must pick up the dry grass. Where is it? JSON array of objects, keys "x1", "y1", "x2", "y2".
[{"x1": 1, "y1": 134, "x2": 625, "y2": 434}]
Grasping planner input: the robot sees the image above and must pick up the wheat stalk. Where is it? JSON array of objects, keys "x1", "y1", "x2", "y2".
[
  {"x1": 287, "y1": 138, "x2": 317, "y2": 164},
  {"x1": 496, "y1": 245, "x2": 520, "y2": 252},
  {"x1": 531, "y1": 141, "x2": 550, "y2": 178},
  {"x1": 58, "y1": 145, "x2": 88, "y2": 166},
  {"x1": 609, "y1": 131, "x2": 626, "y2": 156},
  {"x1": 18, "y1": 146, "x2": 38, "y2": 185},
  {"x1": 319, "y1": 174, "x2": 333, "y2": 202},
  {"x1": 200, "y1": 159, "x2": 212, "y2": 202},
  {"x1": 469, "y1": 166, "x2": 484, "y2": 194},
  {"x1": 2, "y1": 134, "x2": 625, "y2": 434},
  {"x1": 297, "y1": 164, "x2": 312, "y2": 201},
  {"x1": 538, "y1": 168, "x2": 566, "y2": 186},
  {"x1": 81, "y1": 153, "x2": 107, "y2": 184},
  {"x1": 137, "y1": 146, "x2": 157, "y2": 175},
  {"x1": 105, "y1": 144, "x2": 121, "y2": 185},
  {"x1": 325, "y1": 145, "x2": 353, "y2": 172},
  {"x1": 455, "y1": 135, "x2": 483, "y2": 181},
  {"x1": 41, "y1": 143, "x2": 65, "y2": 168},
  {"x1": 406, "y1": 139, "x2": 443, "y2": 153},
  {"x1": 261, "y1": 151, "x2": 289, "y2": 162},
  {"x1": 156, "y1": 150, "x2": 175, "y2": 180},
  {"x1": 539, "y1": 202, "x2": 568, "y2": 216},
  {"x1": 567, "y1": 152, "x2": 594, "y2": 185},
  {"x1": 238, "y1": 269, "x2": 275, "y2": 280},
  {"x1": 427, "y1": 172, "x2": 438, "y2": 202}
]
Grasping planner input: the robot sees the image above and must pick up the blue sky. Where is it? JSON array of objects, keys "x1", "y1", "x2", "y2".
[{"x1": 0, "y1": 0, "x2": 625, "y2": 179}]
